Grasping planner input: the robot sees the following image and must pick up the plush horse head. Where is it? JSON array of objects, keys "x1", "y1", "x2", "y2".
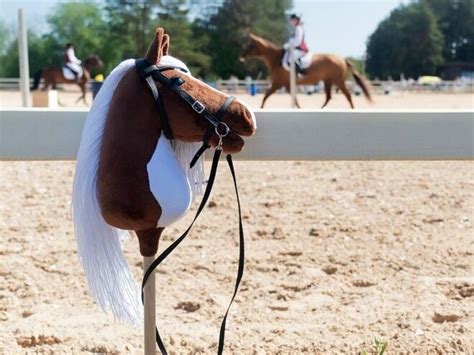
[{"x1": 72, "y1": 27, "x2": 256, "y2": 326}]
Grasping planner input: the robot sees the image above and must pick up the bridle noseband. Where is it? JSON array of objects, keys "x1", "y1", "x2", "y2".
[
  {"x1": 134, "y1": 59, "x2": 244, "y2": 355},
  {"x1": 135, "y1": 59, "x2": 235, "y2": 167}
]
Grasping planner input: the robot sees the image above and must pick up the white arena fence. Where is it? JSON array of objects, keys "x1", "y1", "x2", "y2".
[
  {"x1": 215, "y1": 79, "x2": 473, "y2": 95},
  {"x1": 2, "y1": 77, "x2": 472, "y2": 94},
  {"x1": 0, "y1": 108, "x2": 472, "y2": 161},
  {"x1": 0, "y1": 78, "x2": 35, "y2": 90}
]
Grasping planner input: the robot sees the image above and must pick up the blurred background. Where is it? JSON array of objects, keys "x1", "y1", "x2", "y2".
[
  {"x1": 1, "y1": 2, "x2": 473, "y2": 353},
  {"x1": 0, "y1": 0, "x2": 472, "y2": 107}
]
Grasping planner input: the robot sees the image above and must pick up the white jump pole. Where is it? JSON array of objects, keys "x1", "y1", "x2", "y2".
[
  {"x1": 18, "y1": 9, "x2": 31, "y2": 107},
  {"x1": 143, "y1": 256, "x2": 156, "y2": 355},
  {"x1": 289, "y1": 44, "x2": 297, "y2": 108}
]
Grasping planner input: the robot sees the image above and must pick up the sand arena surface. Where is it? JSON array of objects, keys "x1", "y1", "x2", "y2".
[
  {"x1": 1, "y1": 87, "x2": 473, "y2": 353},
  {"x1": 1, "y1": 160, "x2": 473, "y2": 354}
]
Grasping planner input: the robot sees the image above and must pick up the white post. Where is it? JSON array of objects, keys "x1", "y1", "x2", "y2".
[
  {"x1": 18, "y1": 9, "x2": 31, "y2": 107},
  {"x1": 289, "y1": 44, "x2": 297, "y2": 108},
  {"x1": 143, "y1": 256, "x2": 156, "y2": 355}
]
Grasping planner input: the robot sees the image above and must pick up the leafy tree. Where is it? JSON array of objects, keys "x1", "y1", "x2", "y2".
[
  {"x1": 366, "y1": 2, "x2": 444, "y2": 79},
  {"x1": 104, "y1": 0, "x2": 159, "y2": 65},
  {"x1": 207, "y1": 0, "x2": 293, "y2": 79},
  {"x1": 0, "y1": 0, "x2": 294, "y2": 79},
  {"x1": 0, "y1": 19, "x2": 11, "y2": 57},
  {"x1": 423, "y1": 0, "x2": 474, "y2": 62},
  {"x1": 0, "y1": 2, "x2": 108, "y2": 77},
  {"x1": 155, "y1": 0, "x2": 211, "y2": 77},
  {"x1": 0, "y1": 32, "x2": 56, "y2": 77},
  {"x1": 46, "y1": 1, "x2": 107, "y2": 60}
]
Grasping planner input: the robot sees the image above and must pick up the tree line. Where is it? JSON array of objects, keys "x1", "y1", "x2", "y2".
[
  {"x1": 0, "y1": 0, "x2": 471, "y2": 80},
  {"x1": 0, "y1": 0, "x2": 292, "y2": 80},
  {"x1": 366, "y1": 0, "x2": 473, "y2": 80}
]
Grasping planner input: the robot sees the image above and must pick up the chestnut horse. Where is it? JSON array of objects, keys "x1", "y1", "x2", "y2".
[
  {"x1": 31, "y1": 54, "x2": 103, "y2": 105},
  {"x1": 240, "y1": 33, "x2": 372, "y2": 109},
  {"x1": 72, "y1": 28, "x2": 256, "y2": 351}
]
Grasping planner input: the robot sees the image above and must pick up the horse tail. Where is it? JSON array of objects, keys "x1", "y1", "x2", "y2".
[
  {"x1": 71, "y1": 59, "x2": 142, "y2": 327},
  {"x1": 31, "y1": 69, "x2": 42, "y2": 90},
  {"x1": 346, "y1": 60, "x2": 372, "y2": 102}
]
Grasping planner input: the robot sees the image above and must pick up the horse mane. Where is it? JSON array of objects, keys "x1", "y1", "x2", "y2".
[
  {"x1": 249, "y1": 33, "x2": 285, "y2": 65},
  {"x1": 250, "y1": 33, "x2": 282, "y2": 51},
  {"x1": 72, "y1": 59, "x2": 142, "y2": 326},
  {"x1": 72, "y1": 56, "x2": 206, "y2": 326},
  {"x1": 156, "y1": 55, "x2": 206, "y2": 197}
]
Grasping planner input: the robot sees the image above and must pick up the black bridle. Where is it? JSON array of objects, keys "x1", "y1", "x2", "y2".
[
  {"x1": 135, "y1": 59, "x2": 245, "y2": 355},
  {"x1": 135, "y1": 59, "x2": 236, "y2": 167}
]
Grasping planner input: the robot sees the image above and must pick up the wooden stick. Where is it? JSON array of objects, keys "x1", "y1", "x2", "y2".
[{"x1": 143, "y1": 256, "x2": 156, "y2": 355}]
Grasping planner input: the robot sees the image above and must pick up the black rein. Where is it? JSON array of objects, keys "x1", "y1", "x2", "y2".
[{"x1": 135, "y1": 58, "x2": 245, "y2": 355}]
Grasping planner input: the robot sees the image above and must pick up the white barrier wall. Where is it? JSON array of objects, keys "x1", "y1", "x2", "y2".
[{"x1": 0, "y1": 108, "x2": 473, "y2": 161}]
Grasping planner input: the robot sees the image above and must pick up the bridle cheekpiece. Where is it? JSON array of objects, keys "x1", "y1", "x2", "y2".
[{"x1": 135, "y1": 59, "x2": 235, "y2": 166}]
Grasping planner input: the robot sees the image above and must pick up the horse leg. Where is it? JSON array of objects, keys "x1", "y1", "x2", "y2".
[
  {"x1": 82, "y1": 83, "x2": 89, "y2": 106},
  {"x1": 42, "y1": 78, "x2": 50, "y2": 91},
  {"x1": 339, "y1": 82, "x2": 354, "y2": 109},
  {"x1": 75, "y1": 94, "x2": 83, "y2": 104},
  {"x1": 321, "y1": 81, "x2": 332, "y2": 109},
  {"x1": 76, "y1": 84, "x2": 88, "y2": 106},
  {"x1": 83, "y1": 88, "x2": 89, "y2": 106},
  {"x1": 261, "y1": 84, "x2": 279, "y2": 108},
  {"x1": 74, "y1": 81, "x2": 85, "y2": 105}
]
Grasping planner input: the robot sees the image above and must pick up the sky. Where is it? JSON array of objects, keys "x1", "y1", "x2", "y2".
[{"x1": 0, "y1": 0, "x2": 409, "y2": 58}]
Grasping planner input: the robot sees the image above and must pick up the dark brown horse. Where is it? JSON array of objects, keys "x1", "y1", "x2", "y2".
[
  {"x1": 240, "y1": 33, "x2": 372, "y2": 109},
  {"x1": 72, "y1": 27, "x2": 256, "y2": 337},
  {"x1": 31, "y1": 54, "x2": 103, "y2": 105}
]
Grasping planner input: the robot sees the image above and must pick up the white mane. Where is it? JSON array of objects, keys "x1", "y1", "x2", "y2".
[
  {"x1": 160, "y1": 55, "x2": 206, "y2": 197},
  {"x1": 72, "y1": 56, "x2": 205, "y2": 326}
]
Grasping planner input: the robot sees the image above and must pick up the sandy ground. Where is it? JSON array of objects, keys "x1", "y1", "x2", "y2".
[
  {"x1": 1, "y1": 89, "x2": 474, "y2": 354},
  {"x1": 0, "y1": 88, "x2": 473, "y2": 109},
  {"x1": 1, "y1": 160, "x2": 473, "y2": 354}
]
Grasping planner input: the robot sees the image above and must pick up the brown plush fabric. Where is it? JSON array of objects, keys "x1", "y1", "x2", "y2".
[
  {"x1": 97, "y1": 27, "x2": 256, "y2": 256},
  {"x1": 145, "y1": 28, "x2": 169, "y2": 64},
  {"x1": 136, "y1": 228, "x2": 164, "y2": 256},
  {"x1": 98, "y1": 68, "x2": 162, "y2": 232}
]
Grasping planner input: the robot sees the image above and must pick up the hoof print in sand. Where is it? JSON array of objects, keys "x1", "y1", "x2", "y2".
[
  {"x1": 175, "y1": 301, "x2": 201, "y2": 313},
  {"x1": 432, "y1": 312, "x2": 462, "y2": 324},
  {"x1": 16, "y1": 335, "x2": 62, "y2": 348}
]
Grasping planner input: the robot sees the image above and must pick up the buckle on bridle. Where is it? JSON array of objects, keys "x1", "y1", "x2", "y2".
[
  {"x1": 192, "y1": 101, "x2": 205, "y2": 114},
  {"x1": 215, "y1": 122, "x2": 230, "y2": 151},
  {"x1": 215, "y1": 122, "x2": 230, "y2": 137}
]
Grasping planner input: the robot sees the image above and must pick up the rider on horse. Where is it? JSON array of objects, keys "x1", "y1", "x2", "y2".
[
  {"x1": 64, "y1": 43, "x2": 82, "y2": 81},
  {"x1": 283, "y1": 14, "x2": 309, "y2": 75}
]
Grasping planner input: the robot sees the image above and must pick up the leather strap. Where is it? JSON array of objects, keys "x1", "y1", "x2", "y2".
[
  {"x1": 189, "y1": 95, "x2": 235, "y2": 168},
  {"x1": 136, "y1": 58, "x2": 236, "y2": 144},
  {"x1": 218, "y1": 154, "x2": 244, "y2": 354},
  {"x1": 141, "y1": 151, "x2": 245, "y2": 355}
]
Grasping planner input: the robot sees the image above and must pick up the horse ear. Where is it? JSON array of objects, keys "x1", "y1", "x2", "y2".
[
  {"x1": 162, "y1": 34, "x2": 170, "y2": 56},
  {"x1": 145, "y1": 27, "x2": 170, "y2": 64},
  {"x1": 249, "y1": 33, "x2": 258, "y2": 41}
]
